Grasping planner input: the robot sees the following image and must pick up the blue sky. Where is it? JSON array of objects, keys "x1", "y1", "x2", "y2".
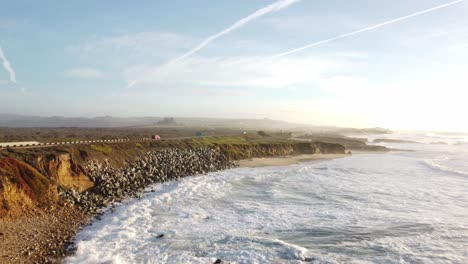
[{"x1": 1, "y1": 0, "x2": 467, "y2": 131}]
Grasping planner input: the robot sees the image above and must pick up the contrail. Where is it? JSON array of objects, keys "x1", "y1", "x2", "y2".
[
  {"x1": 271, "y1": 0, "x2": 464, "y2": 59},
  {"x1": 170, "y1": 0, "x2": 300, "y2": 64},
  {"x1": 127, "y1": 0, "x2": 300, "y2": 88},
  {"x1": 0, "y1": 46, "x2": 16, "y2": 83}
]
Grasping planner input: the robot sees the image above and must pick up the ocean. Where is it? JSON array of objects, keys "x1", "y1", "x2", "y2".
[{"x1": 66, "y1": 132, "x2": 468, "y2": 264}]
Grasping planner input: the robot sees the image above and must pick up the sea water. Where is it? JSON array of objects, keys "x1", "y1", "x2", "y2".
[{"x1": 66, "y1": 133, "x2": 468, "y2": 264}]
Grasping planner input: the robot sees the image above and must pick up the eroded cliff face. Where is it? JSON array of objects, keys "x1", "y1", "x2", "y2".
[
  {"x1": 0, "y1": 153, "x2": 96, "y2": 219},
  {"x1": 0, "y1": 158, "x2": 58, "y2": 219},
  {"x1": 38, "y1": 154, "x2": 94, "y2": 192},
  {"x1": 216, "y1": 142, "x2": 346, "y2": 160},
  {"x1": 0, "y1": 141, "x2": 346, "y2": 220}
]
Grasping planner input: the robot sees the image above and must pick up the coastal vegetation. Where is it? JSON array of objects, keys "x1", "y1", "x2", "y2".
[
  {"x1": 90, "y1": 144, "x2": 113, "y2": 155},
  {"x1": 190, "y1": 136, "x2": 249, "y2": 147}
]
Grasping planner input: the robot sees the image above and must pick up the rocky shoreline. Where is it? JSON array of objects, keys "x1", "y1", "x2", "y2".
[
  {"x1": 61, "y1": 147, "x2": 236, "y2": 213},
  {"x1": 0, "y1": 139, "x2": 347, "y2": 263},
  {"x1": 1, "y1": 147, "x2": 236, "y2": 264}
]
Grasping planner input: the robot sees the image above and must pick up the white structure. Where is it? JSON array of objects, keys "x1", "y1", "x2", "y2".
[
  {"x1": 0, "y1": 138, "x2": 141, "y2": 149},
  {"x1": 0, "y1": 141, "x2": 42, "y2": 148}
]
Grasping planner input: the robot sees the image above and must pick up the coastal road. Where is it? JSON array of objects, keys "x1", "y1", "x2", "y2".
[
  {"x1": 0, "y1": 135, "x2": 202, "y2": 150},
  {"x1": 0, "y1": 138, "x2": 153, "y2": 149}
]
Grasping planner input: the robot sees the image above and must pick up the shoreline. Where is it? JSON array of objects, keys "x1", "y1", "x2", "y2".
[
  {"x1": 1, "y1": 152, "x2": 361, "y2": 263},
  {"x1": 236, "y1": 153, "x2": 350, "y2": 168},
  {"x1": 236, "y1": 150, "x2": 388, "y2": 168},
  {"x1": 63, "y1": 153, "x2": 355, "y2": 261}
]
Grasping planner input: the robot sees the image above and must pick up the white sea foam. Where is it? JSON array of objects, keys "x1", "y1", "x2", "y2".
[
  {"x1": 423, "y1": 157, "x2": 468, "y2": 177},
  {"x1": 362, "y1": 131, "x2": 468, "y2": 147},
  {"x1": 425, "y1": 132, "x2": 468, "y2": 144},
  {"x1": 67, "y1": 136, "x2": 468, "y2": 264}
]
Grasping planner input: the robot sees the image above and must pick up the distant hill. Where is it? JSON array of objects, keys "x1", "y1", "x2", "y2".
[
  {"x1": 0, "y1": 114, "x2": 163, "y2": 128},
  {"x1": 0, "y1": 114, "x2": 306, "y2": 130},
  {"x1": 170, "y1": 117, "x2": 306, "y2": 130},
  {"x1": 156, "y1": 117, "x2": 179, "y2": 126},
  {"x1": 307, "y1": 126, "x2": 392, "y2": 135},
  {"x1": 0, "y1": 114, "x2": 392, "y2": 134}
]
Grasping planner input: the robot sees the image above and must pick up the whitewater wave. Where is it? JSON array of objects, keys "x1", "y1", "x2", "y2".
[
  {"x1": 66, "y1": 147, "x2": 468, "y2": 264},
  {"x1": 425, "y1": 132, "x2": 463, "y2": 139},
  {"x1": 422, "y1": 158, "x2": 468, "y2": 177},
  {"x1": 367, "y1": 132, "x2": 468, "y2": 146},
  {"x1": 426, "y1": 132, "x2": 468, "y2": 143},
  {"x1": 207, "y1": 235, "x2": 314, "y2": 263}
]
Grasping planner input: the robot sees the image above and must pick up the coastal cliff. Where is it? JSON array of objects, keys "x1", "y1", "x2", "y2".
[{"x1": 0, "y1": 137, "x2": 346, "y2": 263}]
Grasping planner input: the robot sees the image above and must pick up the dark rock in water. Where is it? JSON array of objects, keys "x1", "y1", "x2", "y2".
[
  {"x1": 304, "y1": 257, "x2": 316, "y2": 262},
  {"x1": 156, "y1": 234, "x2": 164, "y2": 239},
  {"x1": 214, "y1": 259, "x2": 222, "y2": 264}
]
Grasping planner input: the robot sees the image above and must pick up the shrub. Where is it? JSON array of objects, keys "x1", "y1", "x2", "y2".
[
  {"x1": 257, "y1": 130, "x2": 270, "y2": 137},
  {"x1": 90, "y1": 144, "x2": 113, "y2": 155}
]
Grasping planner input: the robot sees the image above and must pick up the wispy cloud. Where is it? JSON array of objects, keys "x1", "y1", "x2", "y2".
[
  {"x1": 124, "y1": 55, "x2": 348, "y2": 89},
  {"x1": 183, "y1": 87, "x2": 250, "y2": 97},
  {"x1": 65, "y1": 67, "x2": 105, "y2": 79},
  {"x1": 169, "y1": 0, "x2": 301, "y2": 64},
  {"x1": 70, "y1": 32, "x2": 193, "y2": 60},
  {"x1": 271, "y1": 0, "x2": 464, "y2": 58},
  {"x1": 0, "y1": 46, "x2": 17, "y2": 83}
]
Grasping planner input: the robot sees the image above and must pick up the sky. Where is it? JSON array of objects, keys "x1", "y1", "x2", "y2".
[{"x1": 1, "y1": 0, "x2": 467, "y2": 131}]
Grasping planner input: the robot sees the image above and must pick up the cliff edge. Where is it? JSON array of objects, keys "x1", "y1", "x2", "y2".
[{"x1": 0, "y1": 137, "x2": 346, "y2": 263}]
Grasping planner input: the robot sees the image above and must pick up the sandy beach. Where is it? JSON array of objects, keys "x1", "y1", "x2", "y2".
[{"x1": 237, "y1": 153, "x2": 350, "y2": 168}]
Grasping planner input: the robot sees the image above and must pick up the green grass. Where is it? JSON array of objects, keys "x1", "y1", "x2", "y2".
[
  {"x1": 190, "y1": 136, "x2": 249, "y2": 147},
  {"x1": 90, "y1": 144, "x2": 113, "y2": 155},
  {"x1": 189, "y1": 135, "x2": 294, "y2": 148}
]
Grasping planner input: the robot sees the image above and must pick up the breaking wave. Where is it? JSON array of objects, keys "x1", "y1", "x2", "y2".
[
  {"x1": 423, "y1": 157, "x2": 468, "y2": 177},
  {"x1": 66, "y1": 138, "x2": 468, "y2": 264}
]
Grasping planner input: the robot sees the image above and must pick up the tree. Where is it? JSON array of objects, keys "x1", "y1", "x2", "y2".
[{"x1": 257, "y1": 130, "x2": 269, "y2": 137}]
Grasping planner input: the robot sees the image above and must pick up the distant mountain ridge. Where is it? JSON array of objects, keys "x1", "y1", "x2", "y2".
[
  {"x1": 0, "y1": 114, "x2": 163, "y2": 128},
  {"x1": 0, "y1": 114, "x2": 391, "y2": 134},
  {"x1": 0, "y1": 114, "x2": 303, "y2": 129}
]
